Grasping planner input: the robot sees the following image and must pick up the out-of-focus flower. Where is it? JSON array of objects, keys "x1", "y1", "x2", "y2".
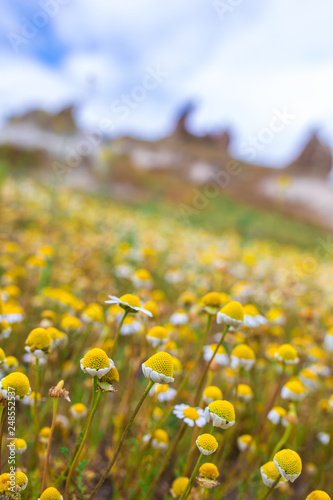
[
  {"x1": 105, "y1": 294, "x2": 153, "y2": 317},
  {"x1": 237, "y1": 384, "x2": 253, "y2": 402},
  {"x1": 169, "y1": 310, "x2": 188, "y2": 326},
  {"x1": 237, "y1": 434, "x2": 255, "y2": 452},
  {"x1": 70, "y1": 403, "x2": 88, "y2": 420},
  {"x1": 317, "y1": 432, "x2": 330, "y2": 445},
  {"x1": 203, "y1": 386, "x2": 223, "y2": 405},
  {"x1": 306, "y1": 491, "x2": 331, "y2": 500},
  {"x1": 203, "y1": 344, "x2": 229, "y2": 366},
  {"x1": 281, "y1": 380, "x2": 306, "y2": 401},
  {"x1": 217, "y1": 301, "x2": 244, "y2": 328},
  {"x1": 275, "y1": 344, "x2": 299, "y2": 365},
  {"x1": 170, "y1": 477, "x2": 189, "y2": 498},
  {"x1": 231, "y1": 344, "x2": 256, "y2": 370},
  {"x1": 267, "y1": 406, "x2": 287, "y2": 425},
  {"x1": 260, "y1": 461, "x2": 285, "y2": 488},
  {"x1": 25, "y1": 327, "x2": 52, "y2": 359},
  {"x1": 243, "y1": 304, "x2": 267, "y2": 327},
  {"x1": 146, "y1": 326, "x2": 169, "y2": 348},
  {"x1": 143, "y1": 429, "x2": 169, "y2": 449},
  {"x1": 173, "y1": 404, "x2": 206, "y2": 427},
  {"x1": 150, "y1": 383, "x2": 176, "y2": 402}
]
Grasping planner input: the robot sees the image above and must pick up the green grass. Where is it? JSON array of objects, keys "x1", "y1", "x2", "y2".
[{"x1": 129, "y1": 193, "x2": 329, "y2": 251}]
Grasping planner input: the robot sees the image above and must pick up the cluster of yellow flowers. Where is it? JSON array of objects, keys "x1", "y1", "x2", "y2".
[{"x1": 0, "y1": 178, "x2": 332, "y2": 499}]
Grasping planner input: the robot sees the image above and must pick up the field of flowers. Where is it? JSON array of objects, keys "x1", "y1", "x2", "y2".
[{"x1": 0, "y1": 177, "x2": 333, "y2": 499}]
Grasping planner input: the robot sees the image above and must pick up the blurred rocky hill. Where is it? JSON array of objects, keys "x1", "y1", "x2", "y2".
[{"x1": 1, "y1": 104, "x2": 332, "y2": 232}]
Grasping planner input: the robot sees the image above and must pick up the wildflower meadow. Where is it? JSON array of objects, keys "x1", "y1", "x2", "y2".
[{"x1": 0, "y1": 177, "x2": 332, "y2": 499}]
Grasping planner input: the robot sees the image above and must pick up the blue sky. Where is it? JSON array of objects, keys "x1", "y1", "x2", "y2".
[{"x1": 1, "y1": 0, "x2": 333, "y2": 167}]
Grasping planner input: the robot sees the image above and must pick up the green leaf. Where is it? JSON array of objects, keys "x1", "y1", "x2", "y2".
[{"x1": 60, "y1": 447, "x2": 70, "y2": 461}]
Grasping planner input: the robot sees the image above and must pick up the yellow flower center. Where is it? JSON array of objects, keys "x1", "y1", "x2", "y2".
[
  {"x1": 46, "y1": 327, "x2": 65, "y2": 340},
  {"x1": 274, "y1": 449, "x2": 302, "y2": 475},
  {"x1": 40, "y1": 487, "x2": 63, "y2": 500},
  {"x1": 261, "y1": 461, "x2": 283, "y2": 481},
  {"x1": 0, "y1": 471, "x2": 27, "y2": 490},
  {"x1": 144, "y1": 352, "x2": 173, "y2": 377},
  {"x1": 172, "y1": 357, "x2": 182, "y2": 373},
  {"x1": 202, "y1": 292, "x2": 223, "y2": 308},
  {"x1": 237, "y1": 384, "x2": 253, "y2": 397},
  {"x1": 204, "y1": 386, "x2": 223, "y2": 400},
  {"x1": 153, "y1": 429, "x2": 168, "y2": 444},
  {"x1": 208, "y1": 400, "x2": 235, "y2": 422},
  {"x1": 100, "y1": 367, "x2": 119, "y2": 384},
  {"x1": 267, "y1": 308, "x2": 283, "y2": 321},
  {"x1": 135, "y1": 269, "x2": 151, "y2": 280},
  {"x1": 232, "y1": 344, "x2": 255, "y2": 360},
  {"x1": 199, "y1": 462, "x2": 219, "y2": 480},
  {"x1": 309, "y1": 347, "x2": 325, "y2": 360},
  {"x1": 40, "y1": 427, "x2": 51, "y2": 438},
  {"x1": 144, "y1": 301, "x2": 158, "y2": 316},
  {"x1": 0, "y1": 320, "x2": 10, "y2": 332},
  {"x1": 196, "y1": 434, "x2": 218, "y2": 452},
  {"x1": 172, "y1": 477, "x2": 189, "y2": 496},
  {"x1": 183, "y1": 407, "x2": 200, "y2": 421},
  {"x1": 83, "y1": 303, "x2": 104, "y2": 322},
  {"x1": 26, "y1": 328, "x2": 52, "y2": 351},
  {"x1": 0, "y1": 349, "x2": 5, "y2": 363},
  {"x1": 1, "y1": 372, "x2": 30, "y2": 398},
  {"x1": 147, "y1": 326, "x2": 168, "y2": 340},
  {"x1": 239, "y1": 434, "x2": 253, "y2": 446},
  {"x1": 13, "y1": 471, "x2": 27, "y2": 488},
  {"x1": 155, "y1": 384, "x2": 169, "y2": 394},
  {"x1": 82, "y1": 348, "x2": 110, "y2": 370},
  {"x1": 61, "y1": 315, "x2": 81, "y2": 330},
  {"x1": 285, "y1": 380, "x2": 305, "y2": 394},
  {"x1": 307, "y1": 491, "x2": 332, "y2": 500},
  {"x1": 301, "y1": 369, "x2": 317, "y2": 381},
  {"x1": 210, "y1": 344, "x2": 226, "y2": 354},
  {"x1": 276, "y1": 344, "x2": 298, "y2": 361},
  {"x1": 72, "y1": 403, "x2": 87, "y2": 414},
  {"x1": 219, "y1": 301, "x2": 244, "y2": 321},
  {"x1": 119, "y1": 294, "x2": 141, "y2": 308},
  {"x1": 14, "y1": 438, "x2": 27, "y2": 450},
  {"x1": 272, "y1": 406, "x2": 287, "y2": 417},
  {"x1": 243, "y1": 304, "x2": 259, "y2": 316}
]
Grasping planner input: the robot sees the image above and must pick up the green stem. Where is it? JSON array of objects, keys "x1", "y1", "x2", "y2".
[
  {"x1": 65, "y1": 376, "x2": 100, "y2": 499},
  {"x1": 145, "y1": 421, "x2": 187, "y2": 499},
  {"x1": 259, "y1": 475, "x2": 281, "y2": 500},
  {"x1": 218, "y1": 365, "x2": 287, "y2": 500},
  {"x1": 193, "y1": 325, "x2": 229, "y2": 406},
  {"x1": 0, "y1": 405, "x2": 7, "y2": 474},
  {"x1": 270, "y1": 423, "x2": 292, "y2": 460},
  {"x1": 41, "y1": 397, "x2": 58, "y2": 492},
  {"x1": 34, "y1": 357, "x2": 40, "y2": 434},
  {"x1": 180, "y1": 453, "x2": 204, "y2": 500},
  {"x1": 110, "y1": 311, "x2": 128, "y2": 358},
  {"x1": 87, "y1": 380, "x2": 154, "y2": 500},
  {"x1": 175, "y1": 315, "x2": 213, "y2": 402}
]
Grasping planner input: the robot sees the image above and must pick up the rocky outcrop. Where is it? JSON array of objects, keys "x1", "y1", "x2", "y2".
[
  {"x1": 286, "y1": 132, "x2": 332, "y2": 179},
  {"x1": 172, "y1": 102, "x2": 231, "y2": 151},
  {"x1": 8, "y1": 106, "x2": 77, "y2": 135}
]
